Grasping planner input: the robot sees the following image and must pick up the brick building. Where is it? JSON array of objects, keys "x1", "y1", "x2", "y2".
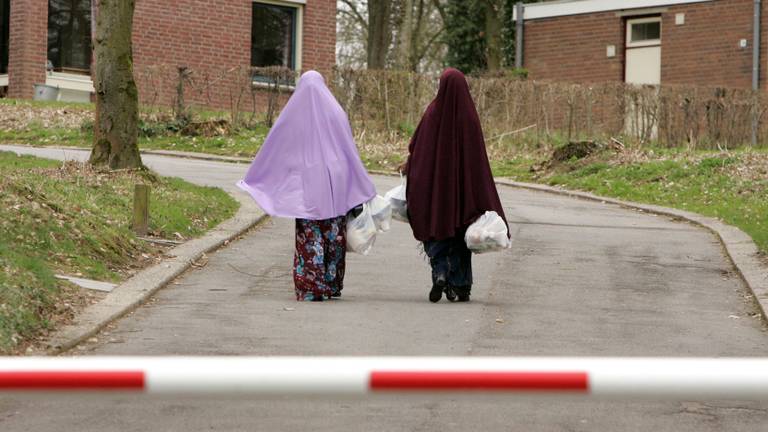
[
  {"x1": 0, "y1": 0, "x2": 336, "y2": 106},
  {"x1": 516, "y1": 0, "x2": 768, "y2": 89}
]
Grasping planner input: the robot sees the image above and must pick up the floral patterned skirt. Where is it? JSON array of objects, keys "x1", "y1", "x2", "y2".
[{"x1": 293, "y1": 216, "x2": 347, "y2": 301}]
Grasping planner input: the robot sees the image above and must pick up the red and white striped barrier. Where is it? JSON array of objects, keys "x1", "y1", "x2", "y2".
[{"x1": 2, "y1": 357, "x2": 768, "y2": 399}]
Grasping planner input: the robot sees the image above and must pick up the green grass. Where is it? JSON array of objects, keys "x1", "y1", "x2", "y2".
[
  {"x1": 490, "y1": 155, "x2": 540, "y2": 182},
  {"x1": 0, "y1": 98, "x2": 94, "y2": 109},
  {"x1": 2, "y1": 100, "x2": 764, "y2": 255},
  {"x1": 137, "y1": 125, "x2": 268, "y2": 157},
  {"x1": 0, "y1": 151, "x2": 238, "y2": 353},
  {"x1": 0, "y1": 127, "x2": 87, "y2": 147},
  {"x1": 0, "y1": 117, "x2": 269, "y2": 158},
  {"x1": 531, "y1": 153, "x2": 768, "y2": 254}
]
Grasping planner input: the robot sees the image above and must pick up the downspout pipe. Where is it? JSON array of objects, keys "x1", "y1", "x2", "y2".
[
  {"x1": 752, "y1": 0, "x2": 761, "y2": 146},
  {"x1": 515, "y1": 2, "x2": 524, "y2": 69},
  {"x1": 753, "y1": 0, "x2": 761, "y2": 91}
]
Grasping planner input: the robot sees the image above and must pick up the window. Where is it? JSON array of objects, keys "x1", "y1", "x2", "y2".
[
  {"x1": 626, "y1": 17, "x2": 661, "y2": 48},
  {"x1": 48, "y1": 0, "x2": 92, "y2": 74},
  {"x1": 0, "y1": 0, "x2": 9, "y2": 75},
  {"x1": 251, "y1": 2, "x2": 298, "y2": 71}
]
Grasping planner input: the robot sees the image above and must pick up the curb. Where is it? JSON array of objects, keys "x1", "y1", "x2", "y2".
[
  {"x1": 4, "y1": 144, "x2": 254, "y2": 165},
  {"x1": 494, "y1": 179, "x2": 768, "y2": 322},
  {"x1": 371, "y1": 167, "x2": 767, "y2": 320},
  {"x1": 43, "y1": 184, "x2": 268, "y2": 355},
  {"x1": 16, "y1": 146, "x2": 766, "y2": 330},
  {"x1": 138, "y1": 149, "x2": 252, "y2": 164}
]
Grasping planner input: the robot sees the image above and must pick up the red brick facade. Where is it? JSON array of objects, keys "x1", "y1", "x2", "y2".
[
  {"x1": 2, "y1": 0, "x2": 337, "y2": 106},
  {"x1": 7, "y1": 0, "x2": 47, "y2": 98},
  {"x1": 523, "y1": 0, "x2": 768, "y2": 90}
]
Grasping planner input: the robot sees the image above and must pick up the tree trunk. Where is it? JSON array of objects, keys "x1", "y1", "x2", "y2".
[
  {"x1": 89, "y1": 0, "x2": 142, "y2": 169},
  {"x1": 397, "y1": 0, "x2": 413, "y2": 70},
  {"x1": 367, "y1": 0, "x2": 391, "y2": 69},
  {"x1": 484, "y1": 0, "x2": 503, "y2": 71}
]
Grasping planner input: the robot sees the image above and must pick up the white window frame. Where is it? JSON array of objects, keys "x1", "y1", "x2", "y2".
[
  {"x1": 46, "y1": 71, "x2": 94, "y2": 93},
  {"x1": 626, "y1": 17, "x2": 662, "y2": 48},
  {"x1": 252, "y1": 0, "x2": 304, "y2": 72},
  {"x1": 0, "y1": 74, "x2": 8, "y2": 87}
]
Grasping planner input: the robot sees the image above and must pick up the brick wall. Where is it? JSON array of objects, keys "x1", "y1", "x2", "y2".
[
  {"x1": 7, "y1": 0, "x2": 46, "y2": 99},
  {"x1": 663, "y1": 0, "x2": 761, "y2": 88},
  {"x1": 4, "y1": 0, "x2": 336, "y2": 107},
  {"x1": 524, "y1": 10, "x2": 625, "y2": 84},
  {"x1": 301, "y1": 0, "x2": 336, "y2": 76},
  {"x1": 523, "y1": 0, "x2": 767, "y2": 90},
  {"x1": 132, "y1": 0, "x2": 337, "y2": 109}
]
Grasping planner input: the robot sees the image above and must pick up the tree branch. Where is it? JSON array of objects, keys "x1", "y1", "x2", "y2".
[
  {"x1": 339, "y1": 0, "x2": 368, "y2": 28},
  {"x1": 430, "y1": 0, "x2": 446, "y2": 22}
]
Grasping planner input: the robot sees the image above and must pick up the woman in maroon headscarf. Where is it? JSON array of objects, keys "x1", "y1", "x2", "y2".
[{"x1": 404, "y1": 68, "x2": 508, "y2": 303}]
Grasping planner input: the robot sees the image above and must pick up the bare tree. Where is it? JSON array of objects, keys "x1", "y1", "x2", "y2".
[
  {"x1": 367, "y1": 0, "x2": 392, "y2": 69},
  {"x1": 89, "y1": 0, "x2": 142, "y2": 169},
  {"x1": 337, "y1": 0, "x2": 446, "y2": 73}
]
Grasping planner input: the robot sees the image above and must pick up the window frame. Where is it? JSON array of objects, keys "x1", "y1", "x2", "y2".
[
  {"x1": 0, "y1": 0, "x2": 9, "y2": 77},
  {"x1": 47, "y1": 0, "x2": 94, "y2": 76},
  {"x1": 251, "y1": 0, "x2": 303, "y2": 86},
  {"x1": 626, "y1": 16, "x2": 662, "y2": 49}
]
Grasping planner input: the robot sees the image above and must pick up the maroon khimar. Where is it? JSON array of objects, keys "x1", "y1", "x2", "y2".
[{"x1": 405, "y1": 68, "x2": 508, "y2": 242}]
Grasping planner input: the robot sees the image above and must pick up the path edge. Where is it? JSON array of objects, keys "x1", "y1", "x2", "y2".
[
  {"x1": 11, "y1": 145, "x2": 765, "y2": 329},
  {"x1": 493, "y1": 178, "x2": 768, "y2": 322},
  {"x1": 43, "y1": 192, "x2": 268, "y2": 355}
]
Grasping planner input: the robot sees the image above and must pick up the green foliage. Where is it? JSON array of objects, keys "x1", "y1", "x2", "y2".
[
  {"x1": 447, "y1": 0, "x2": 547, "y2": 73},
  {"x1": 506, "y1": 67, "x2": 529, "y2": 79},
  {"x1": 397, "y1": 121, "x2": 416, "y2": 136},
  {"x1": 501, "y1": 0, "x2": 518, "y2": 67},
  {"x1": 444, "y1": 0, "x2": 487, "y2": 74}
]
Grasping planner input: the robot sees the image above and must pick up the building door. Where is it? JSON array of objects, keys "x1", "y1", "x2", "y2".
[{"x1": 625, "y1": 17, "x2": 661, "y2": 85}]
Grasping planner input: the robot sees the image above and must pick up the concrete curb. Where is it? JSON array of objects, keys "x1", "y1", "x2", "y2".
[
  {"x1": 4, "y1": 144, "x2": 254, "y2": 165},
  {"x1": 16, "y1": 146, "x2": 765, "y2": 331},
  {"x1": 44, "y1": 188, "x2": 268, "y2": 355},
  {"x1": 493, "y1": 179, "x2": 768, "y2": 322},
  {"x1": 370, "y1": 167, "x2": 767, "y2": 320}
]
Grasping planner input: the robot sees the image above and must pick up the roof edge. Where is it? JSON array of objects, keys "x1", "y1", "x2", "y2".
[{"x1": 514, "y1": 0, "x2": 715, "y2": 21}]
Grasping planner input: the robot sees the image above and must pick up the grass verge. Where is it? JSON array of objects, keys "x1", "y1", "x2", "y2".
[
  {"x1": 494, "y1": 148, "x2": 768, "y2": 254},
  {"x1": 1, "y1": 100, "x2": 764, "y2": 254},
  {"x1": 0, "y1": 151, "x2": 238, "y2": 353}
]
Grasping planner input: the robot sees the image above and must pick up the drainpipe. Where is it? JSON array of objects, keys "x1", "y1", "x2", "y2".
[
  {"x1": 515, "y1": 2, "x2": 524, "y2": 69},
  {"x1": 752, "y1": 0, "x2": 761, "y2": 146}
]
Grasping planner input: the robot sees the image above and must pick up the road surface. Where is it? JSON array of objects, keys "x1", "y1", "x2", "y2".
[{"x1": 1, "y1": 145, "x2": 766, "y2": 431}]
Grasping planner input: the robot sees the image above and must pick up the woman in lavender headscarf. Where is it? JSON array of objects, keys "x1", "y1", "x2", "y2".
[{"x1": 237, "y1": 71, "x2": 376, "y2": 301}]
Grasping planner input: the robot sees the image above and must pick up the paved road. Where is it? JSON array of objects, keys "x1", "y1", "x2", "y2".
[{"x1": 2, "y1": 145, "x2": 767, "y2": 431}]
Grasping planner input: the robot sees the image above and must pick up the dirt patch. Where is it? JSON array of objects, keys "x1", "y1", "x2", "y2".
[
  {"x1": 10, "y1": 283, "x2": 105, "y2": 355},
  {"x1": 727, "y1": 152, "x2": 768, "y2": 183},
  {"x1": 0, "y1": 102, "x2": 92, "y2": 131},
  {"x1": 531, "y1": 139, "x2": 625, "y2": 174},
  {"x1": 180, "y1": 119, "x2": 231, "y2": 137}
]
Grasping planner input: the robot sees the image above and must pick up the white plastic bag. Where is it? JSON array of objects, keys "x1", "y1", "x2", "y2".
[
  {"x1": 368, "y1": 195, "x2": 392, "y2": 232},
  {"x1": 346, "y1": 203, "x2": 377, "y2": 255},
  {"x1": 384, "y1": 177, "x2": 408, "y2": 223},
  {"x1": 464, "y1": 211, "x2": 511, "y2": 254}
]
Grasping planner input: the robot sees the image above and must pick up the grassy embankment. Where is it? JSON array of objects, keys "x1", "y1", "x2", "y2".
[{"x1": 0, "y1": 150, "x2": 238, "y2": 353}]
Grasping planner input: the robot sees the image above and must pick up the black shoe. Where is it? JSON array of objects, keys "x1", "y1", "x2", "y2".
[
  {"x1": 429, "y1": 284, "x2": 443, "y2": 303},
  {"x1": 331, "y1": 290, "x2": 342, "y2": 298},
  {"x1": 455, "y1": 286, "x2": 471, "y2": 302},
  {"x1": 444, "y1": 287, "x2": 457, "y2": 302},
  {"x1": 430, "y1": 275, "x2": 447, "y2": 303}
]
